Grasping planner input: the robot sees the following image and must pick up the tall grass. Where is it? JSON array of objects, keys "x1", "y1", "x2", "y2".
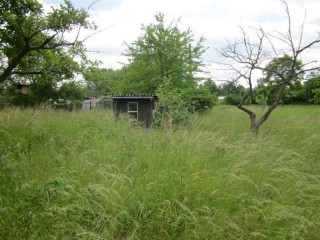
[{"x1": 0, "y1": 106, "x2": 319, "y2": 239}]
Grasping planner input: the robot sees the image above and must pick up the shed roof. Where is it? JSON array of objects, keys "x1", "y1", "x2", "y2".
[{"x1": 105, "y1": 95, "x2": 157, "y2": 100}]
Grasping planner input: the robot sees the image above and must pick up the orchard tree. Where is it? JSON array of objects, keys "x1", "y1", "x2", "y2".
[
  {"x1": 0, "y1": 0, "x2": 96, "y2": 89},
  {"x1": 218, "y1": 1, "x2": 320, "y2": 135}
]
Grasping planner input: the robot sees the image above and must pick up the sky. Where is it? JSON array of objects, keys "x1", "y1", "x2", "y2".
[{"x1": 42, "y1": 0, "x2": 320, "y2": 83}]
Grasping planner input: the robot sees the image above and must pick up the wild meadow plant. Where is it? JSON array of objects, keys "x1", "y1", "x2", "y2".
[{"x1": 0, "y1": 106, "x2": 319, "y2": 239}]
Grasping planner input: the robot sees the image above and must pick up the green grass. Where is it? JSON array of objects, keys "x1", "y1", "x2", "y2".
[{"x1": 0, "y1": 105, "x2": 319, "y2": 239}]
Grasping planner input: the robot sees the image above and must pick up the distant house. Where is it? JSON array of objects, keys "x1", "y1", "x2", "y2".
[{"x1": 106, "y1": 95, "x2": 157, "y2": 127}]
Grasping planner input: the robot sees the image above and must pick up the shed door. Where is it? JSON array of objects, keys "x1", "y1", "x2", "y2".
[{"x1": 128, "y1": 102, "x2": 138, "y2": 120}]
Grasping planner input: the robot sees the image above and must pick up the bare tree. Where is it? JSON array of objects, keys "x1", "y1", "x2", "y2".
[{"x1": 217, "y1": 1, "x2": 320, "y2": 135}]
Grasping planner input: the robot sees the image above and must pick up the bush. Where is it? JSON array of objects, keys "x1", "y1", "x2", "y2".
[
  {"x1": 187, "y1": 86, "x2": 217, "y2": 113},
  {"x1": 224, "y1": 94, "x2": 244, "y2": 105}
]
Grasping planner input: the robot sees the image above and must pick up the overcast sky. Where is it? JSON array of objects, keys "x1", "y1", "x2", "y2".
[{"x1": 43, "y1": 0, "x2": 320, "y2": 82}]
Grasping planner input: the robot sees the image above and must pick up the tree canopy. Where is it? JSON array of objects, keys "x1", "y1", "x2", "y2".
[
  {"x1": 0, "y1": 0, "x2": 96, "y2": 86},
  {"x1": 255, "y1": 55, "x2": 305, "y2": 104},
  {"x1": 121, "y1": 13, "x2": 207, "y2": 94}
]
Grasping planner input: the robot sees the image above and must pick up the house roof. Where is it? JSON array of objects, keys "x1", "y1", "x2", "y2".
[{"x1": 105, "y1": 95, "x2": 157, "y2": 100}]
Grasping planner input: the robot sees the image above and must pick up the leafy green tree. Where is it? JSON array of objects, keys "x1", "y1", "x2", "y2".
[
  {"x1": 304, "y1": 71, "x2": 320, "y2": 104},
  {"x1": 219, "y1": 82, "x2": 247, "y2": 105},
  {"x1": 154, "y1": 77, "x2": 216, "y2": 127},
  {"x1": 258, "y1": 54, "x2": 305, "y2": 104},
  {"x1": 154, "y1": 77, "x2": 190, "y2": 128},
  {"x1": 255, "y1": 93, "x2": 268, "y2": 111},
  {"x1": 84, "y1": 67, "x2": 122, "y2": 96},
  {"x1": 2, "y1": 75, "x2": 58, "y2": 106},
  {"x1": 118, "y1": 13, "x2": 213, "y2": 118},
  {"x1": 122, "y1": 13, "x2": 206, "y2": 94},
  {"x1": 117, "y1": 60, "x2": 159, "y2": 94},
  {"x1": 203, "y1": 79, "x2": 220, "y2": 95},
  {"x1": 58, "y1": 81, "x2": 85, "y2": 100},
  {"x1": 311, "y1": 89, "x2": 320, "y2": 104},
  {"x1": 0, "y1": 0, "x2": 96, "y2": 102},
  {"x1": 186, "y1": 85, "x2": 217, "y2": 112}
]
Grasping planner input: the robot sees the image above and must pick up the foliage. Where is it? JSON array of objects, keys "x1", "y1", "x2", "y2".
[
  {"x1": 154, "y1": 77, "x2": 216, "y2": 127},
  {"x1": 257, "y1": 55, "x2": 305, "y2": 104},
  {"x1": 254, "y1": 92, "x2": 268, "y2": 111},
  {"x1": 187, "y1": 85, "x2": 217, "y2": 112},
  {"x1": 1, "y1": 80, "x2": 85, "y2": 107},
  {"x1": 0, "y1": 106, "x2": 319, "y2": 239},
  {"x1": 218, "y1": 1, "x2": 320, "y2": 135},
  {"x1": 2, "y1": 78, "x2": 58, "y2": 106},
  {"x1": 304, "y1": 71, "x2": 320, "y2": 104},
  {"x1": 0, "y1": 0, "x2": 96, "y2": 105},
  {"x1": 117, "y1": 60, "x2": 159, "y2": 94},
  {"x1": 218, "y1": 82, "x2": 247, "y2": 105},
  {"x1": 203, "y1": 79, "x2": 220, "y2": 95},
  {"x1": 121, "y1": 13, "x2": 206, "y2": 94},
  {"x1": 57, "y1": 81, "x2": 85, "y2": 101},
  {"x1": 84, "y1": 67, "x2": 122, "y2": 96},
  {"x1": 223, "y1": 93, "x2": 243, "y2": 105},
  {"x1": 154, "y1": 77, "x2": 190, "y2": 128},
  {"x1": 311, "y1": 88, "x2": 320, "y2": 104},
  {"x1": 106, "y1": 13, "x2": 214, "y2": 122},
  {"x1": 219, "y1": 82, "x2": 246, "y2": 96}
]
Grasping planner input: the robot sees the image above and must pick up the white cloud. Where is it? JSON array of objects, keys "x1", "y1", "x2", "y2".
[{"x1": 43, "y1": 0, "x2": 320, "y2": 83}]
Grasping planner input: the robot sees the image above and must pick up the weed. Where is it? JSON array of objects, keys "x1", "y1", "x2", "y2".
[{"x1": 0, "y1": 106, "x2": 319, "y2": 239}]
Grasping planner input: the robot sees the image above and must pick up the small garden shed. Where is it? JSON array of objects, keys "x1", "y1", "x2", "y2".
[{"x1": 106, "y1": 95, "x2": 157, "y2": 127}]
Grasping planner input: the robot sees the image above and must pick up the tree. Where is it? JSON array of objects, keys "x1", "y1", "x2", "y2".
[
  {"x1": 57, "y1": 81, "x2": 85, "y2": 101},
  {"x1": 116, "y1": 60, "x2": 158, "y2": 94},
  {"x1": 186, "y1": 85, "x2": 217, "y2": 112},
  {"x1": 257, "y1": 55, "x2": 305, "y2": 104},
  {"x1": 154, "y1": 77, "x2": 190, "y2": 128},
  {"x1": 0, "y1": 0, "x2": 96, "y2": 87},
  {"x1": 119, "y1": 13, "x2": 214, "y2": 120},
  {"x1": 84, "y1": 67, "x2": 122, "y2": 96},
  {"x1": 203, "y1": 79, "x2": 220, "y2": 95},
  {"x1": 122, "y1": 13, "x2": 207, "y2": 94},
  {"x1": 219, "y1": 82, "x2": 247, "y2": 105},
  {"x1": 217, "y1": 1, "x2": 320, "y2": 135},
  {"x1": 304, "y1": 71, "x2": 320, "y2": 104}
]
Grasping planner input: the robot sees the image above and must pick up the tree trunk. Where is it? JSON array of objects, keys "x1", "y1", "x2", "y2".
[
  {"x1": 250, "y1": 123, "x2": 259, "y2": 136},
  {"x1": 0, "y1": 46, "x2": 30, "y2": 84}
]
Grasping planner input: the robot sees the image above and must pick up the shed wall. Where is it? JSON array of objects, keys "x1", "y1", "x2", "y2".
[{"x1": 114, "y1": 99, "x2": 154, "y2": 127}]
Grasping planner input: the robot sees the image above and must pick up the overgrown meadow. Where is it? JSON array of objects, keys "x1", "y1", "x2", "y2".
[{"x1": 0, "y1": 106, "x2": 319, "y2": 239}]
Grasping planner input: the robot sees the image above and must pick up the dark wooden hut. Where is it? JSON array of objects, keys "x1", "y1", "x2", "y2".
[{"x1": 106, "y1": 95, "x2": 157, "y2": 127}]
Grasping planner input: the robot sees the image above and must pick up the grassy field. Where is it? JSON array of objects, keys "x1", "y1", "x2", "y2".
[{"x1": 0, "y1": 105, "x2": 319, "y2": 239}]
